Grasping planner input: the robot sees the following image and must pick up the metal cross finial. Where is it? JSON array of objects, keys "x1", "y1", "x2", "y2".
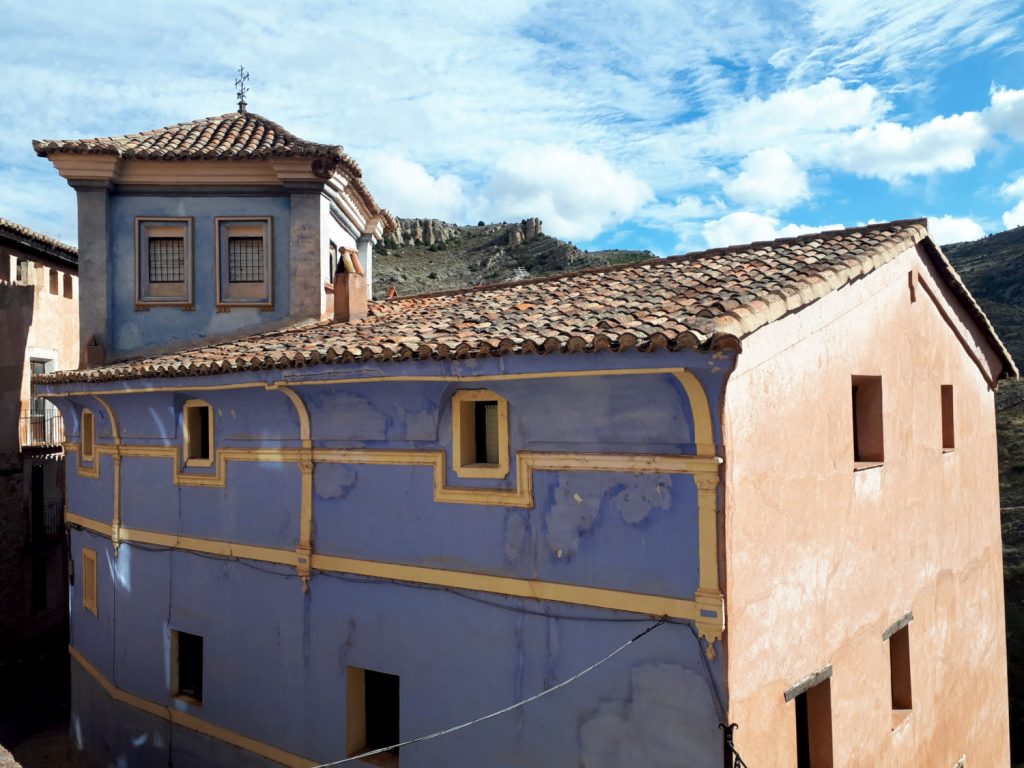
[{"x1": 235, "y1": 66, "x2": 250, "y2": 113}]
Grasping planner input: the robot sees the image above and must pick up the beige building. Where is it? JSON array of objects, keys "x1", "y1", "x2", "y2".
[{"x1": 0, "y1": 218, "x2": 78, "y2": 653}]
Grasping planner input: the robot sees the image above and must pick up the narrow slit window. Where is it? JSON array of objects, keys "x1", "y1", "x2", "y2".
[
  {"x1": 49, "y1": 268, "x2": 59, "y2": 295},
  {"x1": 347, "y1": 666, "x2": 399, "y2": 766},
  {"x1": 228, "y1": 236, "x2": 265, "y2": 283},
  {"x1": 172, "y1": 630, "x2": 203, "y2": 703},
  {"x1": 82, "y1": 547, "x2": 97, "y2": 616},
  {"x1": 184, "y1": 401, "x2": 213, "y2": 465},
  {"x1": 889, "y1": 625, "x2": 912, "y2": 710},
  {"x1": 941, "y1": 385, "x2": 955, "y2": 451},
  {"x1": 795, "y1": 679, "x2": 833, "y2": 768},
  {"x1": 148, "y1": 237, "x2": 186, "y2": 282},
  {"x1": 852, "y1": 375, "x2": 884, "y2": 464},
  {"x1": 474, "y1": 401, "x2": 499, "y2": 464},
  {"x1": 63, "y1": 273, "x2": 73, "y2": 299},
  {"x1": 81, "y1": 409, "x2": 95, "y2": 461}
]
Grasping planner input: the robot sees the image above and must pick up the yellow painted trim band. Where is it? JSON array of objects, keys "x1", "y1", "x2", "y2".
[
  {"x1": 68, "y1": 645, "x2": 318, "y2": 767},
  {"x1": 65, "y1": 510, "x2": 697, "y2": 621}
]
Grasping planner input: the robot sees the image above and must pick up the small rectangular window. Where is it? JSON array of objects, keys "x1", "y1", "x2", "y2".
[
  {"x1": 136, "y1": 218, "x2": 193, "y2": 306},
  {"x1": 216, "y1": 218, "x2": 272, "y2": 307},
  {"x1": 852, "y1": 375, "x2": 884, "y2": 464},
  {"x1": 49, "y1": 268, "x2": 59, "y2": 295},
  {"x1": 941, "y1": 385, "x2": 955, "y2": 451},
  {"x1": 148, "y1": 238, "x2": 186, "y2": 282},
  {"x1": 172, "y1": 630, "x2": 203, "y2": 703},
  {"x1": 228, "y1": 237, "x2": 265, "y2": 283},
  {"x1": 184, "y1": 402, "x2": 213, "y2": 465},
  {"x1": 81, "y1": 409, "x2": 95, "y2": 461},
  {"x1": 795, "y1": 679, "x2": 833, "y2": 768},
  {"x1": 63, "y1": 273, "x2": 73, "y2": 299},
  {"x1": 82, "y1": 547, "x2": 98, "y2": 616},
  {"x1": 889, "y1": 624, "x2": 912, "y2": 711},
  {"x1": 452, "y1": 390, "x2": 509, "y2": 479},
  {"x1": 347, "y1": 666, "x2": 400, "y2": 766},
  {"x1": 474, "y1": 401, "x2": 499, "y2": 464}
]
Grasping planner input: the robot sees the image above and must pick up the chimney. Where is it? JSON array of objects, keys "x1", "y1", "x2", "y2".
[
  {"x1": 80, "y1": 335, "x2": 105, "y2": 368},
  {"x1": 333, "y1": 248, "x2": 367, "y2": 322}
]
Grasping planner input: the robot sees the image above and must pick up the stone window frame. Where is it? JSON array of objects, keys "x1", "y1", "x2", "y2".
[
  {"x1": 214, "y1": 216, "x2": 274, "y2": 310},
  {"x1": 451, "y1": 389, "x2": 510, "y2": 480},
  {"x1": 135, "y1": 217, "x2": 195, "y2": 309}
]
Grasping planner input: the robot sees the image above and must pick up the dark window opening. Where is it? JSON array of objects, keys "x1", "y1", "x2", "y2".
[
  {"x1": 227, "y1": 237, "x2": 265, "y2": 283},
  {"x1": 365, "y1": 670, "x2": 400, "y2": 754},
  {"x1": 148, "y1": 237, "x2": 186, "y2": 283},
  {"x1": 795, "y1": 679, "x2": 832, "y2": 768},
  {"x1": 852, "y1": 375, "x2": 884, "y2": 463},
  {"x1": 473, "y1": 401, "x2": 499, "y2": 464},
  {"x1": 348, "y1": 666, "x2": 400, "y2": 765},
  {"x1": 174, "y1": 630, "x2": 203, "y2": 702},
  {"x1": 941, "y1": 385, "x2": 955, "y2": 450},
  {"x1": 890, "y1": 625, "x2": 912, "y2": 710},
  {"x1": 185, "y1": 405, "x2": 211, "y2": 462}
]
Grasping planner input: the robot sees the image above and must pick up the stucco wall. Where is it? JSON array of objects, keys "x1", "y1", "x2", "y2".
[
  {"x1": 722, "y1": 245, "x2": 1010, "y2": 765},
  {"x1": 106, "y1": 194, "x2": 292, "y2": 359},
  {"x1": 0, "y1": 244, "x2": 77, "y2": 651},
  {"x1": 55, "y1": 350, "x2": 732, "y2": 767}
]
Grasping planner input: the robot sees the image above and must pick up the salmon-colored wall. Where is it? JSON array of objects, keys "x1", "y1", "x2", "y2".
[
  {"x1": 0, "y1": 251, "x2": 78, "y2": 456},
  {"x1": 722, "y1": 243, "x2": 1009, "y2": 766}
]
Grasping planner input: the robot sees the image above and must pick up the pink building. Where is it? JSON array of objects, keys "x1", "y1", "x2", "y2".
[{"x1": 0, "y1": 218, "x2": 78, "y2": 653}]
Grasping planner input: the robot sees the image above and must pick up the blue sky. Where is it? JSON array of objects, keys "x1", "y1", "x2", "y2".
[{"x1": 2, "y1": 0, "x2": 1024, "y2": 254}]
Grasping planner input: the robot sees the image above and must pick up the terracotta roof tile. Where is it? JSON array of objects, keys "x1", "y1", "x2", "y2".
[
  {"x1": 33, "y1": 112, "x2": 395, "y2": 231},
  {"x1": 37, "y1": 219, "x2": 1017, "y2": 383},
  {"x1": 0, "y1": 218, "x2": 78, "y2": 269}
]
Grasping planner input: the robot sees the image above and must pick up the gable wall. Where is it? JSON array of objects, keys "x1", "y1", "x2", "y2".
[{"x1": 722, "y1": 244, "x2": 1009, "y2": 765}]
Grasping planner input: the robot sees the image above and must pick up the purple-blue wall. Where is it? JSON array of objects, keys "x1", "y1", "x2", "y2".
[{"x1": 53, "y1": 348, "x2": 733, "y2": 767}]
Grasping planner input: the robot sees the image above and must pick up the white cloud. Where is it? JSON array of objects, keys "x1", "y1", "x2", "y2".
[
  {"x1": 927, "y1": 215, "x2": 985, "y2": 244},
  {"x1": 701, "y1": 212, "x2": 842, "y2": 248},
  {"x1": 1003, "y1": 201, "x2": 1024, "y2": 230},
  {"x1": 1001, "y1": 175, "x2": 1024, "y2": 200},
  {"x1": 360, "y1": 154, "x2": 469, "y2": 221},
  {"x1": 823, "y1": 112, "x2": 989, "y2": 182},
  {"x1": 721, "y1": 148, "x2": 810, "y2": 210},
  {"x1": 987, "y1": 86, "x2": 1024, "y2": 141},
  {"x1": 484, "y1": 146, "x2": 653, "y2": 241}
]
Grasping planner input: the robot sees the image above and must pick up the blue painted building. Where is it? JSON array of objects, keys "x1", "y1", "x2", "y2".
[{"x1": 34, "y1": 112, "x2": 1017, "y2": 766}]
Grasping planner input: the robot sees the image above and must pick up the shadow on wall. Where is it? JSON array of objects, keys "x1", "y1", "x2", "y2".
[{"x1": 0, "y1": 285, "x2": 34, "y2": 459}]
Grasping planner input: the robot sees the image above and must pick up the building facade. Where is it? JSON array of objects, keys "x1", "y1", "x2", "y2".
[
  {"x1": 0, "y1": 219, "x2": 78, "y2": 655},
  {"x1": 35, "y1": 112, "x2": 1014, "y2": 767}
]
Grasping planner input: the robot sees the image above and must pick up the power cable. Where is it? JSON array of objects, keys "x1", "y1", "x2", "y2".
[{"x1": 310, "y1": 618, "x2": 667, "y2": 768}]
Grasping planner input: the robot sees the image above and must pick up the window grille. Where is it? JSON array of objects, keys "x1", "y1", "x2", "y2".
[
  {"x1": 148, "y1": 237, "x2": 186, "y2": 282},
  {"x1": 228, "y1": 237, "x2": 265, "y2": 283}
]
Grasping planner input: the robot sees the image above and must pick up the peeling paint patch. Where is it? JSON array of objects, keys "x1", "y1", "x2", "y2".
[
  {"x1": 607, "y1": 475, "x2": 672, "y2": 525},
  {"x1": 580, "y1": 664, "x2": 721, "y2": 768},
  {"x1": 545, "y1": 479, "x2": 601, "y2": 556},
  {"x1": 315, "y1": 464, "x2": 358, "y2": 500}
]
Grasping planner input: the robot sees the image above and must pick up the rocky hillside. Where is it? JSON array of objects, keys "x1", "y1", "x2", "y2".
[{"x1": 373, "y1": 217, "x2": 653, "y2": 299}]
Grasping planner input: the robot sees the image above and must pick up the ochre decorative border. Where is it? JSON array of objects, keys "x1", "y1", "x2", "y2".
[
  {"x1": 69, "y1": 646, "x2": 318, "y2": 767},
  {"x1": 57, "y1": 368, "x2": 724, "y2": 644},
  {"x1": 67, "y1": 510, "x2": 701, "y2": 621}
]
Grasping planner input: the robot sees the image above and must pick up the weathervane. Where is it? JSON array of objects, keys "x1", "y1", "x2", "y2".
[{"x1": 235, "y1": 66, "x2": 250, "y2": 113}]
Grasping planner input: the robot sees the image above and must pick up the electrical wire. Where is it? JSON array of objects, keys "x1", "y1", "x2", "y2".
[{"x1": 310, "y1": 618, "x2": 666, "y2": 768}]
